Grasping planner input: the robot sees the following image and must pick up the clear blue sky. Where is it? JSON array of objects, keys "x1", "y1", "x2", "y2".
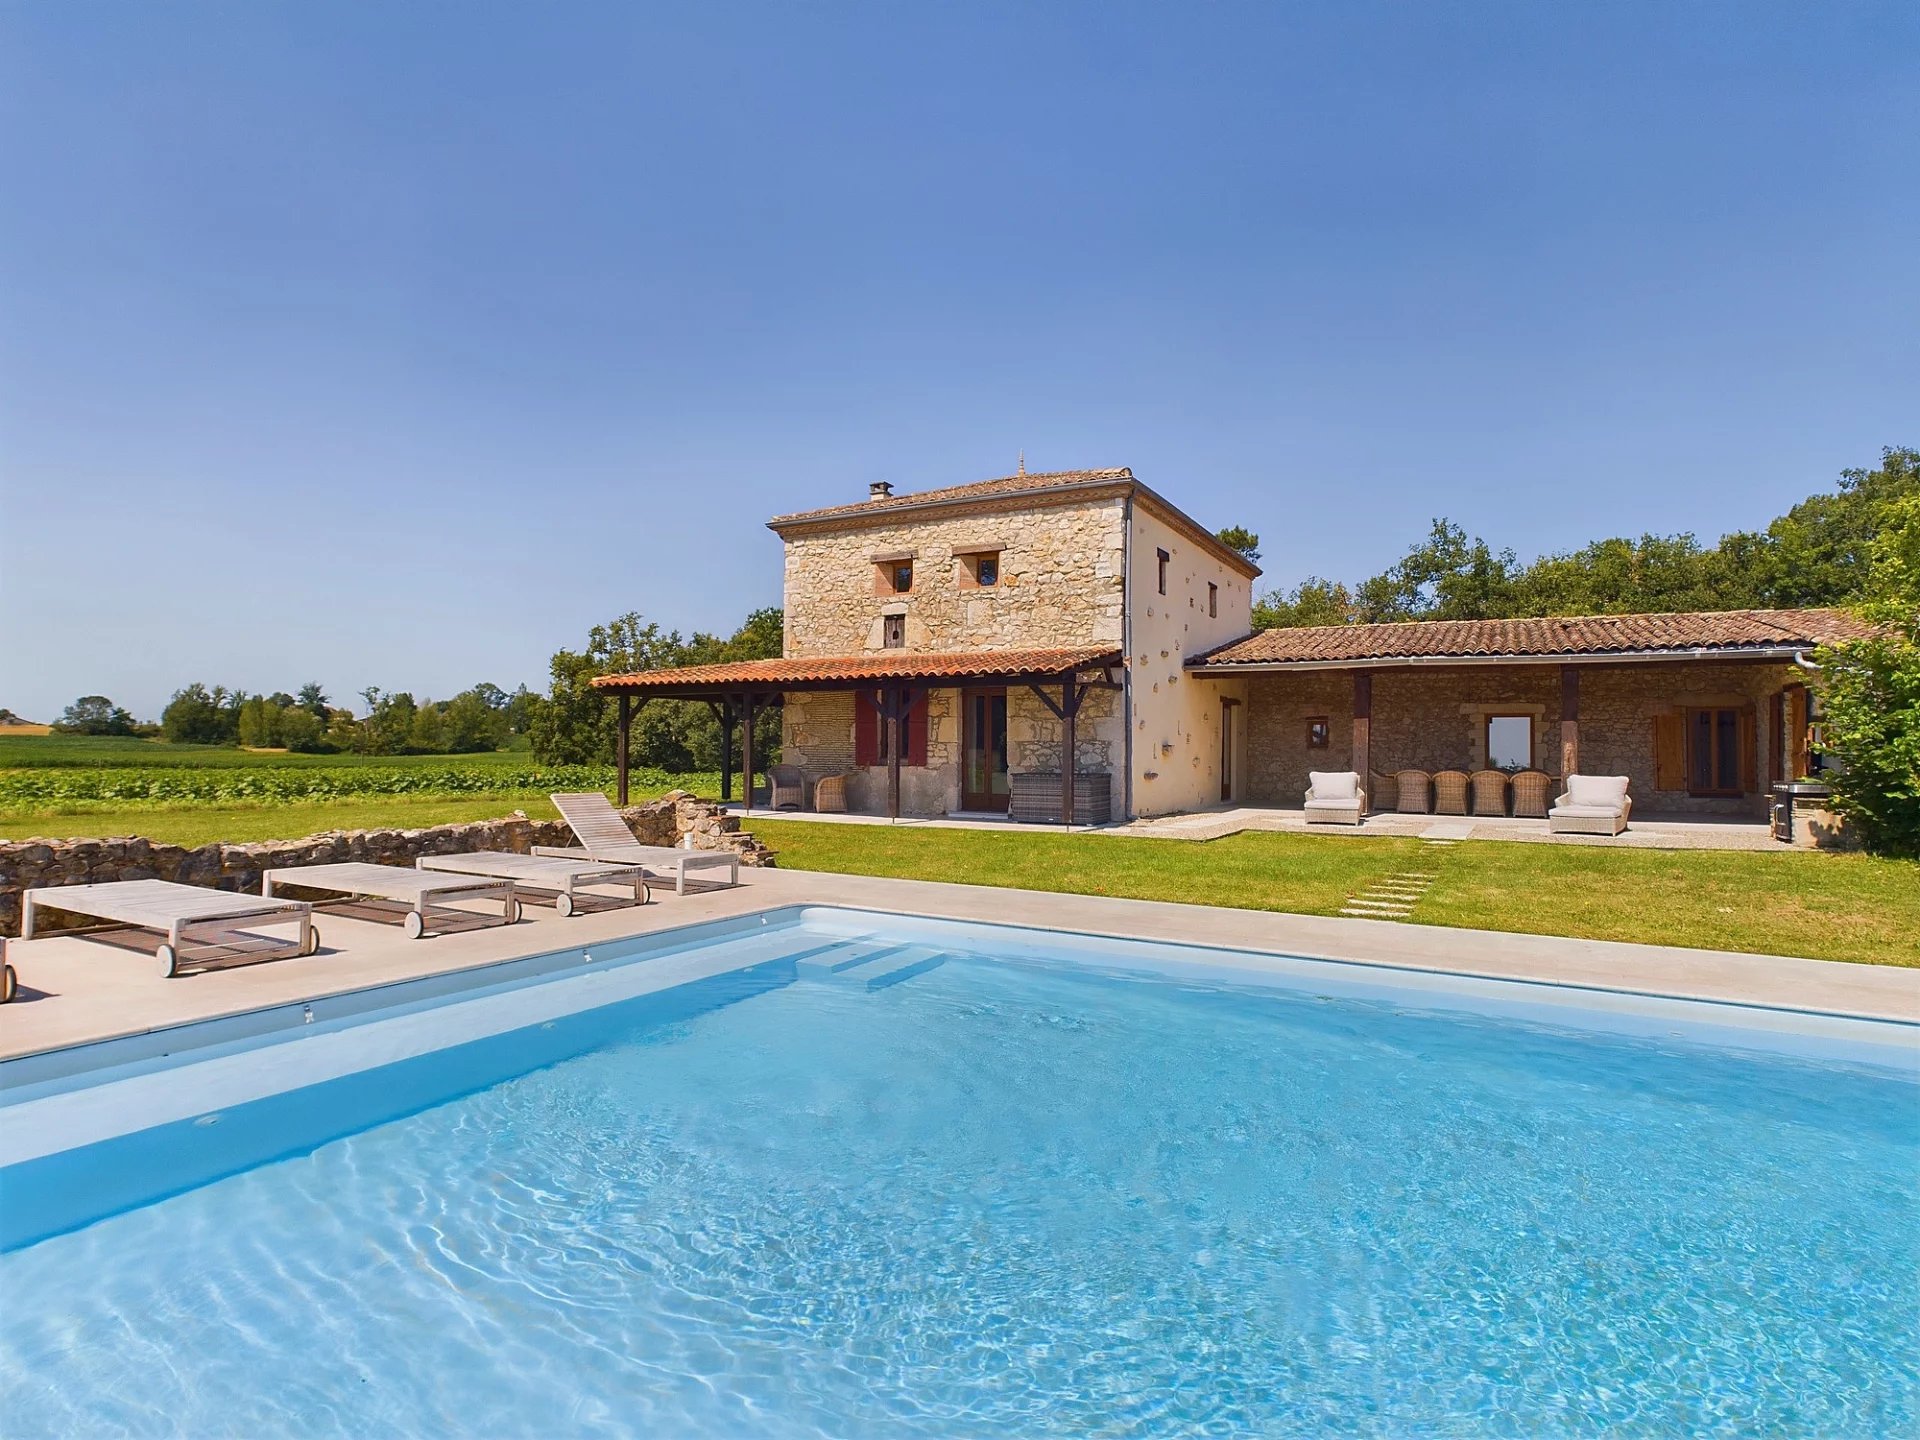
[{"x1": 2, "y1": 2, "x2": 1914, "y2": 722}]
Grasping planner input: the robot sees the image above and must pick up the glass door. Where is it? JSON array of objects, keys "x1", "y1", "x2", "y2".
[{"x1": 962, "y1": 688, "x2": 1010, "y2": 812}]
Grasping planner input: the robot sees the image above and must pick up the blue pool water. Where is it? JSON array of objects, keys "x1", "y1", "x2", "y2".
[{"x1": 2, "y1": 915, "x2": 1916, "y2": 1437}]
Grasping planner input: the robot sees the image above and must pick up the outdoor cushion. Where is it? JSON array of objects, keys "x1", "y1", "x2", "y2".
[
  {"x1": 1564, "y1": 774, "x2": 1629, "y2": 809},
  {"x1": 1308, "y1": 771, "x2": 1359, "y2": 800},
  {"x1": 1551, "y1": 803, "x2": 1626, "y2": 819}
]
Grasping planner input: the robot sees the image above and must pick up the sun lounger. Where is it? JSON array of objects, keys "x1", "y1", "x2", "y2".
[
  {"x1": 261, "y1": 862, "x2": 519, "y2": 938},
  {"x1": 21, "y1": 878, "x2": 317, "y2": 978},
  {"x1": 535, "y1": 792, "x2": 742, "y2": 895},
  {"x1": 415, "y1": 852, "x2": 650, "y2": 916}
]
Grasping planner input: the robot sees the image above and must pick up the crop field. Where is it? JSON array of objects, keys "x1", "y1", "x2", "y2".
[{"x1": 0, "y1": 735, "x2": 722, "y2": 842}]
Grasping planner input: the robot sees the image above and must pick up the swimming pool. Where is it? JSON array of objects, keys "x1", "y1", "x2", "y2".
[{"x1": 3, "y1": 907, "x2": 1916, "y2": 1436}]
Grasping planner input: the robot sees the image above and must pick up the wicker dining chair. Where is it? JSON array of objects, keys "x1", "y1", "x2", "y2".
[
  {"x1": 1433, "y1": 770, "x2": 1470, "y2": 815},
  {"x1": 1394, "y1": 769, "x2": 1432, "y2": 814},
  {"x1": 768, "y1": 764, "x2": 807, "y2": 811},
  {"x1": 1510, "y1": 770, "x2": 1552, "y2": 819},
  {"x1": 813, "y1": 774, "x2": 848, "y2": 814},
  {"x1": 1469, "y1": 769, "x2": 1510, "y2": 817},
  {"x1": 1369, "y1": 770, "x2": 1398, "y2": 813}
]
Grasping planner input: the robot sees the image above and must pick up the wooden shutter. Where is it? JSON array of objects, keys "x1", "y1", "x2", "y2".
[
  {"x1": 1738, "y1": 706, "x2": 1757, "y2": 794},
  {"x1": 1787, "y1": 684, "x2": 1809, "y2": 780},
  {"x1": 853, "y1": 690, "x2": 879, "y2": 767},
  {"x1": 907, "y1": 694, "x2": 929, "y2": 767},
  {"x1": 1653, "y1": 712, "x2": 1685, "y2": 791}
]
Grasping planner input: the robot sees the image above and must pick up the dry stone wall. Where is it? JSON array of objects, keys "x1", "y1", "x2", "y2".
[{"x1": 0, "y1": 793, "x2": 772, "y2": 937}]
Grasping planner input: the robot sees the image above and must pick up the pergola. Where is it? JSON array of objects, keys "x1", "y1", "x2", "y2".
[{"x1": 590, "y1": 645, "x2": 1124, "y2": 823}]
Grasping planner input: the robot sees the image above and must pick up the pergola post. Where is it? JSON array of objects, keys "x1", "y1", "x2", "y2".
[
  {"x1": 615, "y1": 693, "x2": 633, "y2": 806},
  {"x1": 1060, "y1": 677, "x2": 1080, "y2": 828},
  {"x1": 707, "y1": 701, "x2": 735, "y2": 803},
  {"x1": 887, "y1": 687, "x2": 904, "y2": 821},
  {"x1": 1560, "y1": 666, "x2": 1580, "y2": 777},
  {"x1": 741, "y1": 693, "x2": 757, "y2": 815},
  {"x1": 1352, "y1": 671, "x2": 1371, "y2": 816}
]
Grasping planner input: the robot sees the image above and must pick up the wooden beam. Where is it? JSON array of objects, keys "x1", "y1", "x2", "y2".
[
  {"x1": 1352, "y1": 671, "x2": 1371, "y2": 816},
  {"x1": 741, "y1": 693, "x2": 757, "y2": 816},
  {"x1": 615, "y1": 693, "x2": 632, "y2": 806},
  {"x1": 886, "y1": 687, "x2": 903, "y2": 821},
  {"x1": 710, "y1": 700, "x2": 735, "y2": 802},
  {"x1": 1559, "y1": 666, "x2": 1580, "y2": 777}
]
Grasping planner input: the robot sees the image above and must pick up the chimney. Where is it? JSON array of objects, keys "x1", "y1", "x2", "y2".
[{"x1": 869, "y1": 480, "x2": 893, "y2": 499}]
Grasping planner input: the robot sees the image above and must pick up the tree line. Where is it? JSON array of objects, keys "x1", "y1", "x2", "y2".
[{"x1": 1235, "y1": 447, "x2": 1915, "y2": 627}]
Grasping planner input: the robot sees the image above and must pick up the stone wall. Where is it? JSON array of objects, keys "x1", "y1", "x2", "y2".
[
  {"x1": 779, "y1": 494, "x2": 1127, "y2": 656},
  {"x1": 1244, "y1": 661, "x2": 1794, "y2": 817},
  {"x1": 0, "y1": 793, "x2": 772, "y2": 937}
]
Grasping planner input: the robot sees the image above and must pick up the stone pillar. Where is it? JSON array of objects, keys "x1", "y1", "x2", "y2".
[
  {"x1": 1560, "y1": 666, "x2": 1580, "y2": 777},
  {"x1": 1352, "y1": 671, "x2": 1372, "y2": 815}
]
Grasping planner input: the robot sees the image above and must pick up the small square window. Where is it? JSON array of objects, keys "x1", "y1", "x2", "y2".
[
  {"x1": 974, "y1": 552, "x2": 998, "y2": 587},
  {"x1": 1156, "y1": 548, "x2": 1170, "y2": 595},
  {"x1": 891, "y1": 561, "x2": 913, "y2": 593},
  {"x1": 883, "y1": 614, "x2": 905, "y2": 648},
  {"x1": 1305, "y1": 716, "x2": 1330, "y2": 749},
  {"x1": 1208, "y1": 582, "x2": 1218, "y2": 618}
]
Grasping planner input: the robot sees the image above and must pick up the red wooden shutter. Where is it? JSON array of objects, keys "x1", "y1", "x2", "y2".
[
  {"x1": 853, "y1": 690, "x2": 879, "y2": 766},
  {"x1": 907, "y1": 694, "x2": 929, "y2": 767}
]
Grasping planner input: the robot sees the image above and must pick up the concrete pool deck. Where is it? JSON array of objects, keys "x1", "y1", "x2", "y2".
[{"x1": 3, "y1": 866, "x2": 1916, "y2": 1062}]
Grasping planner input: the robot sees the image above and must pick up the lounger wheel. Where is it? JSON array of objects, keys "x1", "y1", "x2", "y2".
[
  {"x1": 157, "y1": 944, "x2": 179, "y2": 979},
  {"x1": 554, "y1": 893, "x2": 575, "y2": 918},
  {"x1": 0, "y1": 964, "x2": 16, "y2": 1003},
  {"x1": 299, "y1": 925, "x2": 322, "y2": 957},
  {"x1": 505, "y1": 898, "x2": 524, "y2": 924},
  {"x1": 402, "y1": 911, "x2": 427, "y2": 940}
]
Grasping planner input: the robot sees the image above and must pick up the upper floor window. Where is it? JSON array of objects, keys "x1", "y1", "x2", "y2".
[
  {"x1": 883, "y1": 614, "x2": 906, "y2": 648},
  {"x1": 1208, "y1": 582, "x2": 1218, "y2": 618},
  {"x1": 890, "y1": 560, "x2": 913, "y2": 593},
  {"x1": 1156, "y1": 548, "x2": 1170, "y2": 595},
  {"x1": 972, "y1": 552, "x2": 999, "y2": 587}
]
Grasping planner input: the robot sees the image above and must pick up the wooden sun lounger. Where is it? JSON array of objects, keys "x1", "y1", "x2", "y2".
[
  {"x1": 415, "y1": 852, "x2": 650, "y2": 916},
  {"x1": 21, "y1": 878, "x2": 318, "y2": 978},
  {"x1": 261, "y1": 862, "x2": 519, "y2": 939},
  {"x1": 535, "y1": 792, "x2": 742, "y2": 895}
]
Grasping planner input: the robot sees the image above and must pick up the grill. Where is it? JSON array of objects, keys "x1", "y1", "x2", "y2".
[{"x1": 1771, "y1": 781, "x2": 1832, "y2": 845}]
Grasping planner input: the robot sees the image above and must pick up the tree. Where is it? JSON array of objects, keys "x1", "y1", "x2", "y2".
[
  {"x1": 160, "y1": 684, "x2": 242, "y2": 745},
  {"x1": 1252, "y1": 578, "x2": 1357, "y2": 629},
  {"x1": 1816, "y1": 490, "x2": 1920, "y2": 855},
  {"x1": 296, "y1": 683, "x2": 331, "y2": 720},
  {"x1": 1731, "y1": 447, "x2": 1920, "y2": 608},
  {"x1": 440, "y1": 690, "x2": 502, "y2": 752},
  {"x1": 530, "y1": 613, "x2": 687, "y2": 765},
  {"x1": 52, "y1": 695, "x2": 139, "y2": 736},
  {"x1": 236, "y1": 695, "x2": 283, "y2": 748},
  {"x1": 278, "y1": 705, "x2": 326, "y2": 752},
  {"x1": 1215, "y1": 526, "x2": 1261, "y2": 565}
]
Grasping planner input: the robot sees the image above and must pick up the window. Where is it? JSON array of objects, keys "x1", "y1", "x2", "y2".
[
  {"x1": 1486, "y1": 714, "x2": 1532, "y2": 771},
  {"x1": 882, "y1": 614, "x2": 905, "y2": 648},
  {"x1": 1305, "y1": 716, "x2": 1330, "y2": 749},
  {"x1": 1157, "y1": 548, "x2": 1170, "y2": 595},
  {"x1": 1207, "y1": 582, "x2": 1218, "y2": 618},
  {"x1": 891, "y1": 560, "x2": 913, "y2": 593},
  {"x1": 1687, "y1": 706, "x2": 1742, "y2": 795},
  {"x1": 960, "y1": 550, "x2": 1000, "y2": 588}
]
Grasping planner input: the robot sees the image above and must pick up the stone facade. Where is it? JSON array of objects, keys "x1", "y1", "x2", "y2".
[
  {"x1": 0, "y1": 793, "x2": 771, "y2": 937},
  {"x1": 1244, "y1": 661, "x2": 1794, "y2": 818},
  {"x1": 779, "y1": 494, "x2": 1127, "y2": 656}
]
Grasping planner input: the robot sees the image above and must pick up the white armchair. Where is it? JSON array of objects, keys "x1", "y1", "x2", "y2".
[
  {"x1": 1304, "y1": 770, "x2": 1366, "y2": 826},
  {"x1": 1549, "y1": 774, "x2": 1632, "y2": 835}
]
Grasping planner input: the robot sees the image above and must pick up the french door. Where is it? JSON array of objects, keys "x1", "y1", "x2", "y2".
[{"x1": 961, "y1": 688, "x2": 1010, "y2": 812}]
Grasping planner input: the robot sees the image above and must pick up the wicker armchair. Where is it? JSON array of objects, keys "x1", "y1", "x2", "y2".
[
  {"x1": 768, "y1": 764, "x2": 806, "y2": 811},
  {"x1": 1433, "y1": 770, "x2": 1470, "y2": 815},
  {"x1": 1369, "y1": 770, "x2": 1398, "y2": 812},
  {"x1": 1469, "y1": 769, "x2": 1510, "y2": 817},
  {"x1": 813, "y1": 773, "x2": 848, "y2": 814},
  {"x1": 1394, "y1": 769, "x2": 1432, "y2": 814},
  {"x1": 1510, "y1": 770, "x2": 1552, "y2": 819}
]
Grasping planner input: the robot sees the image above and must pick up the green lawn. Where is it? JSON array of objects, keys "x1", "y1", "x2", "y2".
[
  {"x1": 750, "y1": 820, "x2": 1920, "y2": 968},
  {"x1": 0, "y1": 796, "x2": 580, "y2": 848}
]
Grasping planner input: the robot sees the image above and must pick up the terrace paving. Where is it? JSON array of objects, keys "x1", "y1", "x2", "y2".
[{"x1": 4, "y1": 866, "x2": 1916, "y2": 1063}]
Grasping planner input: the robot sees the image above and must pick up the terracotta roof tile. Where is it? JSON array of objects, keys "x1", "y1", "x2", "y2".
[
  {"x1": 768, "y1": 469, "x2": 1134, "y2": 528},
  {"x1": 1190, "y1": 608, "x2": 1873, "y2": 668},
  {"x1": 593, "y1": 645, "x2": 1121, "y2": 690}
]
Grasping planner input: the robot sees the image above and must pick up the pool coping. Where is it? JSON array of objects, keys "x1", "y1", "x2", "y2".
[{"x1": 3, "y1": 865, "x2": 1916, "y2": 1064}]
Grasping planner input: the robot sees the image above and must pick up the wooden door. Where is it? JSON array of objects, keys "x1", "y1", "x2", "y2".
[{"x1": 961, "y1": 688, "x2": 1009, "y2": 812}]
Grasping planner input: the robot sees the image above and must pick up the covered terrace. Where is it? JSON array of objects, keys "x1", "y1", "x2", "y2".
[{"x1": 590, "y1": 645, "x2": 1123, "y2": 824}]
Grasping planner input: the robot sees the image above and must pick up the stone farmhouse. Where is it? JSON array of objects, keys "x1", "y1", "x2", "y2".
[{"x1": 593, "y1": 468, "x2": 1869, "y2": 826}]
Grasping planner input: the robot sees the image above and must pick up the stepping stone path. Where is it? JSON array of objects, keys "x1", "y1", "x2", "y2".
[{"x1": 1338, "y1": 823, "x2": 1463, "y2": 919}]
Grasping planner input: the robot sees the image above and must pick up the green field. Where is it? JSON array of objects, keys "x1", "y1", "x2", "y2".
[
  {"x1": 0, "y1": 733, "x2": 718, "y2": 843},
  {"x1": 750, "y1": 820, "x2": 1920, "y2": 969}
]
